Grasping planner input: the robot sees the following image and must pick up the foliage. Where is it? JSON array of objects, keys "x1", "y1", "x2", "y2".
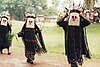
[
  {"x1": 0, "y1": 0, "x2": 68, "y2": 20},
  {"x1": 84, "y1": 0, "x2": 98, "y2": 9},
  {"x1": 0, "y1": 0, "x2": 49, "y2": 20},
  {"x1": 6, "y1": 32, "x2": 15, "y2": 44}
]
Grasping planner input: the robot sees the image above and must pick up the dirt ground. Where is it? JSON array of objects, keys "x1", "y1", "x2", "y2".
[{"x1": 0, "y1": 46, "x2": 100, "y2": 67}]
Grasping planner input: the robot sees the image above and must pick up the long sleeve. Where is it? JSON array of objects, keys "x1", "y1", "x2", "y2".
[
  {"x1": 57, "y1": 16, "x2": 66, "y2": 27},
  {"x1": 35, "y1": 23, "x2": 47, "y2": 51},
  {"x1": 80, "y1": 16, "x2": 91, "y2": 27}
]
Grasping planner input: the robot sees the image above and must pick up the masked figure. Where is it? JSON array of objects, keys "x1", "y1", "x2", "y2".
[
  {"x1": 18, "y1": 13, "x2": 47, "y2": 64},
  {"x1": 0, "y1": 14, "x2": 12, "y2": 55},
  {"x1": 57, "y1": 9, "x2": 91, "y2": 67}
]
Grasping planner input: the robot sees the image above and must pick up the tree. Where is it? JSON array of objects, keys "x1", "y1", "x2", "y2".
[
  {"x1": 0, "y1": 0, "x2": 48, "y2": 20},
  {"x1": 0, "y1": 0, "x2": 68, "y2": 20},
  {"x1": 84, "y1": 0, "x2": 98, "y2": 9}
]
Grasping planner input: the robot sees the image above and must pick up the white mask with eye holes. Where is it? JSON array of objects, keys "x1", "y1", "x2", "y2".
[
  {"x1": 1, "y1": 18, "x2": 8, "y2": 26},
  {"x1": 26, "y1": 18, "x2": 35, "y2": 28},
  {"x1": 68, "y1": 12, "x2": 80, "y2": 26}
]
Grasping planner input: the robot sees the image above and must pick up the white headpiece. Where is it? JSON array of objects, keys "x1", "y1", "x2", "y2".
[
  {"x1": 0, "y1": 11, "x2": 10, "y2": 26},
  {"x1": 25, "y1": 12, "x2": 36, "y2": 28},
  {"x1": 1, "y1": 11, "x2": 10, "y2": 19}
]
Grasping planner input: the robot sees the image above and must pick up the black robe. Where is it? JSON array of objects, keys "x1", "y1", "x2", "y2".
[
  {"x1": 57, "y1": 15, "x2": 91, "y2": 64},
  {"x1": 18, "y1": 22, "x2": 46, "y2": 60},
  {"x1": 0, "y1": 23, "x2": 12, "y2": 50}
]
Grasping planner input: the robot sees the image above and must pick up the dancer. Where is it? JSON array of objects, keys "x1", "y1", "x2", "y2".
[
  {"x1": 0, "y1": 13, "x2": 12, "y2": 55},
  {"x1": 18, "y1": 12, "x2": 47, "y2": 64},
  {"x1": 57, "y1": 6, "x2": 91, "y2": 67}
]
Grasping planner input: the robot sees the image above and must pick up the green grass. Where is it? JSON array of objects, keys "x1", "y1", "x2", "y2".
[
  {"x1": 11, "y1": 21, "x2": 100, "y2": 58},
  {"x1": 87, "y1": 24, "x2": 100, "y2": 58}
]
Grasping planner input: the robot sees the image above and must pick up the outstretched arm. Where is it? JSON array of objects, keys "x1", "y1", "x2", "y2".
[{"x1": 17, "y1": 23, "x2": 26, "y2": 37}]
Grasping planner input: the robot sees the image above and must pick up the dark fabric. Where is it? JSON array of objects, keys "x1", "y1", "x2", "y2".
[
  {"x1": 57, "y1": 15, "x2": 91, "y2": 65},
  {"x1": 0, "y1": 23, "x2": 12, "y2": 50},
  {"x1": 1, "y1": 16, "x2": 9, "y2": 20},
  {"x1": 18, "y1": 22, "x2": 46, "y2": 60},
  {"x1": 35, "y1": 24, "x2": 46, "y2": 51},
  {"x1": 21, "y1": 26, "x2": 38, "y2": 60},
  {"x1": 71, "y1": 60, "x2": 78, "y2": 67},
  {"x1": 70, "y1": 9, "x2": 81, "y2": 14},
  {"x1": 26, "y1": 16, "x2": 36, "y2": 19}
]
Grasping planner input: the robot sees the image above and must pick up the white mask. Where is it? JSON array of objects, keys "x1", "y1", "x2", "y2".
[
  {"x1": 26, "y1": 18, "x2": 35, "y2": 28},
  {"x1": 1, "y1": 18, "x2": 8, "y2": 26},
  {"x1": 68, "y1": 12, "x2": 80, "y2": 26}
]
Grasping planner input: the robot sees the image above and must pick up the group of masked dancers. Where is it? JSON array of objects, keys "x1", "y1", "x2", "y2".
[{"x1": 0, "y1": 8, "x2": 91, "y2": 67}]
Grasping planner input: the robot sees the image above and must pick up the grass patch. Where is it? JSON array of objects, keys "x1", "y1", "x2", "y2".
[{"x1": 87, "y1": 24, "x2": 100, "y2": 58}]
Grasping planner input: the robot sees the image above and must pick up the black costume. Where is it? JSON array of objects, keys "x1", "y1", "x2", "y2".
[
  {"x1": 57, "y1": 9, "x2": 91, "y2": 67},
  {"x1": 18, "y1": 16, "x2": 47, "y2": 64},
  {"x1": 0, "y1": 16, "x2": 12, "y2": 55}
]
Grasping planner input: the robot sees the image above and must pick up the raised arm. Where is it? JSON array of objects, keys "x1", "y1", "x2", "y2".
[
  {"x1": 57, "y1": 16, "x2": 67, "y2": 27},
  {"x1": 80, "y1": 16, "x2": 91, "y2": 27}
]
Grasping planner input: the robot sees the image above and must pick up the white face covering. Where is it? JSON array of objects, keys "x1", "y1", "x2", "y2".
[
  {"x1": 68, "y1": 12, "x2": 80, "y2": 26},
  {"x1": 1, "y1": 18, "x2": 8, "y2": 26},
  {"x1": 26, "y1": 18, "x2": 35, "y2": 28}
]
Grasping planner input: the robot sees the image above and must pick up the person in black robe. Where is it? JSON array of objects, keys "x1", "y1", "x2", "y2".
[
  {"x1": 0, "y1": 15, "x2": 12, "y2": 55},
  {"x1": 18, "y1": 13, "x2": 47, "y2": 64},
  {"x1": 57, "y1": 9, "x2": 91, "y2": 67}
]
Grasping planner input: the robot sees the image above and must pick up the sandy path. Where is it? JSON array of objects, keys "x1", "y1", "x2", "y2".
[{"x1": 0, "y1": 46, "x2": 100, "y2": 67}]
